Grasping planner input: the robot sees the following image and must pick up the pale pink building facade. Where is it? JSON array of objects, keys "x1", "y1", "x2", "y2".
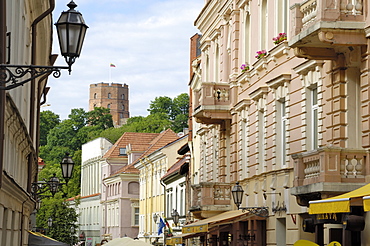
[{"x1": 185, "y1": 0, "x2": 370, "y2": 245}]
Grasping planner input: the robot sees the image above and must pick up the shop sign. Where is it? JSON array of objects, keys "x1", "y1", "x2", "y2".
[{"x1": 314, "y1": 213, "x2": 342, "y2": 224}]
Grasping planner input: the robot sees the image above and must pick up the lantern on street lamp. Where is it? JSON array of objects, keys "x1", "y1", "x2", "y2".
[
  {"x1": 55, "y1": 0, "x2": 88, "y2": 73},
  {"x1": 171, "y1": 209, "x2": 180, "y2": 227},
  {"x1": 153, "y1": 213, "x2": 158, "y2": 223},
  {"x1": 49, "y1": 174, "x2": 60, "y2": 196},
  {"x1": 60, "y1": 152, "x2": 75, "y2": 184},
  {"x1": 231, "y1": 182, "x2": 244, "y2": 210},
  {"x1": 0, "y1": 1, "x2": 88, "y2": 90},
  {"x1": 231, "y1": 182, "x2": 269, "y2": 218},
  {"x1": 47, "y1": 217, "x2": 53, "y2": 227}
]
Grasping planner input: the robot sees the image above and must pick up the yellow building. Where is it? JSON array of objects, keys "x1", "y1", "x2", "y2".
[{"x1": 134, "y1": 129, "x2": 187, "y2": 244}]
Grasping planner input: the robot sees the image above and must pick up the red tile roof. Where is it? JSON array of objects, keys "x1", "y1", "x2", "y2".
[
  {"x1": 132, "y1": 129, "x2": 180, "y2": 165},
  {"x1": 161, "y1": 157, "x2": 186, "y2": 180},
  {"x1": 103, "y1": 132, "x2": 159, "y2": 158}
]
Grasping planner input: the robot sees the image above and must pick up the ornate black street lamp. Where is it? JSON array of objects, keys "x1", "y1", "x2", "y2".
[
  {"x1": 231, "y1": 182, "x2": 269, "y2": 217},
  {"x1": 0, "y1": 1, "x2": 88, "y2": 90},
  {"x1": 55, "y1": 0, "x2": 88, "y2": 74},
  {"x1": 60, "y1": 152, "x2": 75, "y2": 184},
  {"x1": 31, "y1": 153, "x2": 75, "y2": 201},
  {"x1": 171, "y1": 209, "x2": 179, "y2": 227}
]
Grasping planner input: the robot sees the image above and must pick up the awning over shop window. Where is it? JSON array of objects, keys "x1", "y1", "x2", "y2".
[
  {"x1": 28, "y1": 231, "x2": 68, "y2": 246},
  {"x1": 363, "y1": 196, "x2": 370, "y2": 211},
  {"x1": 182, "y1": 210, "x2": 248, "y2": 234},
  {"x1": 166, "y1": 236, "x2": 183, "y2": 245},
  {"x1": 309, "y1": 183, "x2": 370, "y2": 214}
]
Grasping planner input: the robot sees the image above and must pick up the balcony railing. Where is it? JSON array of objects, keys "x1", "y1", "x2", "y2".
[
  {"x1": 290, "y1": 0, "x2": 366, "y2": 54},
  {"x1": 193, "y1": 82, "x2": 232, "y2": 124},
  {"x1": 292, "y1": 147, "x2": 368, "y2": 187},
  {"x1": 191, "y1": 182, "x2": 232, "y2": 209},
  {"x1": 297, "y1": 0, "x2": 364, "y2": 33}
]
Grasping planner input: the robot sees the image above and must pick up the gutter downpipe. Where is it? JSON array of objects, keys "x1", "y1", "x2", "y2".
[
  {"x1": 0, "y1": 0, "x2": 6, "y2": 188},
  {"x1": 29, "y1": 0, "x2": 55, "y2": 192}
]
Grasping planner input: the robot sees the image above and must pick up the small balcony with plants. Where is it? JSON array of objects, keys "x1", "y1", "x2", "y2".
[{"x1": 193, "y1": 82, "x2": 232, "y2": 124}]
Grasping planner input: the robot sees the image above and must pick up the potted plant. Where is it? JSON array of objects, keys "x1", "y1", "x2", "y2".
[{"x1": 273, "y1": 33, "x2": 287, "y2": 45}]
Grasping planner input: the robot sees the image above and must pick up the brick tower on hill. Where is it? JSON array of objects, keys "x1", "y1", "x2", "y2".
[{"x1": 89, "y1": 82, "x2": 130, "y2": 126}]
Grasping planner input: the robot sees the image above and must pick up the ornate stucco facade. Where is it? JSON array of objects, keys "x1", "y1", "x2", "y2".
[{"x1": 186, "y1": 0, "x2": 370, "y2": 245}]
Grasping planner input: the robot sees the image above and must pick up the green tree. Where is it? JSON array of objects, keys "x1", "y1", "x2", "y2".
[
  {"x1": 39, "y1": 110, "x2": 60, "y2": 146},
  {"x1": 148, "y1": 96, "x2": 173, "y2": 117},
  {"x1": 87, "y1": 107, "x2": 114, "y2": 130},
  {"x1": 36, "y1": 196, "x2": 79, "y2": 245},
  {"x1": 68, "y1": 108, "x2": 87, "y2": 131},
  {"x1": 172, "y1": 93, "x2": 189, "y2": 116}
]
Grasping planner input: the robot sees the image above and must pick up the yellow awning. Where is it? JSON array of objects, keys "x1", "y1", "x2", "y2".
[
  {"x1": 309, "y1": 183, "x2": 370, "y2": 214},
  {"x1": 182, "y1": 210, "x2": 247, "y2": 234},
  {"x1": 363, "y1": 196, "x2": 370, "y2": 211},
  {"x1": 166, "y1": 237, "x2": 182, "y2": 245}
]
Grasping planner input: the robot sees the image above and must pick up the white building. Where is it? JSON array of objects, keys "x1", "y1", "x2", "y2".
[{"x1": 77, "y1": 138, "x2": 112, "y2": 246}]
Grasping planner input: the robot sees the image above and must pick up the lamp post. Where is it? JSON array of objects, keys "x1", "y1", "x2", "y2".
[
  {"x1": 55, "y1": 0, "x2": 88, "y2": 74},
  {"x1": 0, "y1": 0, "x2": 88, "y2": 90},
  {"x1": 70, "y1": 225, "x2": 75, "y2": 245},
  {"x1": 31, "y1": 153, "x2": 75, "y2": 201},
  {"x1": 153, "y1": 213, "x2": 158, "y2": 224},
  {"x1": 171, "y1": 209, "x2": 179, "y2": 227},
  {"x1": 231, "y1": 182, "x2": 269, "y2": 218},
  {"x1": 47, "y1": 217, "x2": 53, "y2": 236},
  {"x1": 60, "y1": 152, "x2": 75, "y2": 184}
]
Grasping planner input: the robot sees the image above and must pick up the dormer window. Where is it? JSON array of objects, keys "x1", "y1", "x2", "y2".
[{"x1": 119, "y1": 148, "x2": 127, "y2": 155}]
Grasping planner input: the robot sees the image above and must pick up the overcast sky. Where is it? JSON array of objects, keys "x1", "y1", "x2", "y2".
[{"x1": 46, "y1": 0, "x2": 203, "y2": 119}]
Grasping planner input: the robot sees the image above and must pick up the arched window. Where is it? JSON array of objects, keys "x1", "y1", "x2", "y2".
[
  {"x1": 121, "y1": 104, "x2": 125, "y2": 110},
  {"x1": 108, "y1": 93, "x2": 111, "y2": 99},
  {"x1": 107, "y1": 104, "x2": 111, "y2": 109},
  {"x1": 121, "y1": 94, "x2": 125, "y2": 100},
  {"x1": 94, "y1": 93, "x2": 97, "y2": 99}
]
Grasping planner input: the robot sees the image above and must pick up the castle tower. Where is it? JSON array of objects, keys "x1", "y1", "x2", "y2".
[{"x1": 89, "y1": 82, "x2": 130, "y2": 126}]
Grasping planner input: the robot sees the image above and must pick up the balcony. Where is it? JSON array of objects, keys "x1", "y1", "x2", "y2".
[
  {"x1": 291, "y1": 147, "x2": 369, "y2": 206},
  {"x1": 193, "y1": 82, "x2": 232, "y2": 124},
  {"x1": 190, "y1": 182, "x2": 232, "y2": 219},
  {"x1": 289, "y1": 0, "x2": 367, "y2": 59}
]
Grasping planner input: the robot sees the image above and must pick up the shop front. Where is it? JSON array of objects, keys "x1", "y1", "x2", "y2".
[
  {"x1": 179, "y1": 210, "x2": 267, "y2": 246},
  {"x1": 304, "y1": 183, "x2": 370, "y2": 246}
]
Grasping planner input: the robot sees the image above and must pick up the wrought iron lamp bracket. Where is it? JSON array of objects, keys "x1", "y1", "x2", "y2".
[
  {"x1": 0, "y1": 64, "x2": 69, "y2": 90},
  {"x1": 240, "y1": 206, "x2": 269, "y2": 218},
  {"x1": 31, "y1": 181, "x2": 65, "y2": 200}
]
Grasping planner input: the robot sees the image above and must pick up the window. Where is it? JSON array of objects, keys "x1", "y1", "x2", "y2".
[
  {"x1": 243, "y1": 11, "x2": 251, "y2": 64},
  {"x1": 277, "y1": 100, "x2": 287, "y2": 167},
  {"x1": 121, "y1": 104, "x2": 125, "y2": 110},
  {"x1": 276, "y1": 0, "x2": 288, "y2": 34},
  {"x1": 311, "y1": 87, "x2": 318, "y2": 150},
  {"x1": 258, "y1": 109, "x2": 266, "y2": 172},
  {"x1": 121, "y1": 94, "x2": 125, "y2": 100},
  {"x1": 108, "y1": 93, "x2": 111, "y2": 98},
  {"x1": 107, "y1": 104, "x2": 111, "y2": 109},
  {"x1": 119, "y1": 148, "x2": 127, "y2": 155},
  {"x1": 214, "y1": 44, "x2": 220, "y2": 82},
  {"x1": 134, "y1": 207, "x2": 139, "y2": 226},
  {"x1": 94, "y1": 93, "x2": 97, "y2": 99},
  {"x1": 260, "y1": 0, "x2": 268, "y2": 50}
]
